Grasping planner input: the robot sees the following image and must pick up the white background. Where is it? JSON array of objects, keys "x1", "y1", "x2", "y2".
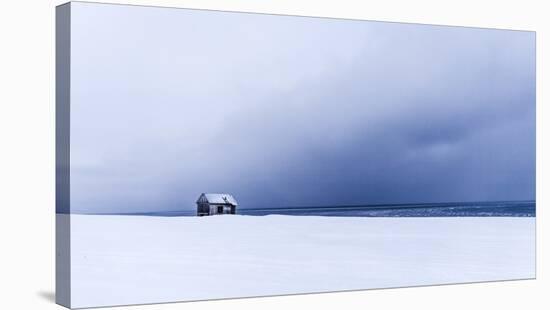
[{"x1": 0, "y1": 0, "x2": 547, "y2": 309}]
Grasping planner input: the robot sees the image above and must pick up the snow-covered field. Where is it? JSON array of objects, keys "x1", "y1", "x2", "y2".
[{"x1": 66, "y1": 214, "x2": 535, "y2": 308}]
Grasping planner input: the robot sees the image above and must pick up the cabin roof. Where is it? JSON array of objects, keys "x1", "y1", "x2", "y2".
[{"x1": 197, "y1": 193, "x2": 238, "y2": 206}]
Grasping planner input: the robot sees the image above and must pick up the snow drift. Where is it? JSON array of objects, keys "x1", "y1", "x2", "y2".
[{"x1": 66, "y1": 214, "x2": 535, "y2": 308}]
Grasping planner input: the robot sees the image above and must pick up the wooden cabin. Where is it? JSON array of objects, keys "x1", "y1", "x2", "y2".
[{"x1": 196, "y1": 193, "x2": 238, "y2": 216}]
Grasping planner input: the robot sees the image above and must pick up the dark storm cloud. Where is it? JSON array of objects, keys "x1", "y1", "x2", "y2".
[{"x1": 69, "y1": 3, "x2": 535, "y2": 213}]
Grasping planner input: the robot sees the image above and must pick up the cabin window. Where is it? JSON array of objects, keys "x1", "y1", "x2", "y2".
[{"x1": 217, "y1": 206, "x2": 223, "y2": 213}]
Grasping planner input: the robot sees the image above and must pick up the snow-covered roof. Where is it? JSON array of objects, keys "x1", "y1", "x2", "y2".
[{"x1": 197, "y1": 193, "x2": 238, "y2": 206}]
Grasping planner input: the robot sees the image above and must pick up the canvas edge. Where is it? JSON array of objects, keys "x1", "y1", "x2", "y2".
[{"x1": 56, "y1": 2, "x2": 72, "y2": 308}]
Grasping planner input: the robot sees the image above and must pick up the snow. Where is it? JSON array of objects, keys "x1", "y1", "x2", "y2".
[
  {"x1": 197, "y1": 193, "x2": 238, "y2": 205},
  {"x1": 66, "y1": 214, "x2": 535, "y2": 308}
]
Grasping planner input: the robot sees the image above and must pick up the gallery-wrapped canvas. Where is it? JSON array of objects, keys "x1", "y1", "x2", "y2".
[{"x1": 56, "y1": 2, "x2": 536, "y2": 308}]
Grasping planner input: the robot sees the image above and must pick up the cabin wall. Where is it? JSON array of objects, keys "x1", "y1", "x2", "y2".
[
  {"x1": 196, "y1": 204, "x2": 237, "y2": 215},
  {"x1": 197, "y1": 203, "x2": 210, "y2": 216},
  {"x1": 210, "y1": 205, "x2": 228, "y2": 215}
]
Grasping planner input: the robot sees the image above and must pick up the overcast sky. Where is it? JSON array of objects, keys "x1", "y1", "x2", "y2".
[{"x1": 69, "y1": 2, "x2": 535, "y2": 213}]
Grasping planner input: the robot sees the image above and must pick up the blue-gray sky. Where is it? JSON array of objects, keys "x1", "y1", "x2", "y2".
[{"x1": 69, "y1": 2, "x2": 535, "y2": 213}]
